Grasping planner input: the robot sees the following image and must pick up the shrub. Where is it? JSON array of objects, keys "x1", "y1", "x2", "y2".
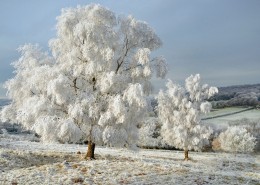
[{"x1": 218, "y1": 126, "x2": 256, "y2": 153}]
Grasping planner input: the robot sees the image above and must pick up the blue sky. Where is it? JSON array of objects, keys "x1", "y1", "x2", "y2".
[{"x1": 0, "y1": 0, "x2": 260, "y2": 97}]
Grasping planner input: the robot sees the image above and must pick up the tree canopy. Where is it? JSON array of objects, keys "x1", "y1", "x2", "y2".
[{"x1": 1, "y1": 4, "x2": 167, "y2": 153}]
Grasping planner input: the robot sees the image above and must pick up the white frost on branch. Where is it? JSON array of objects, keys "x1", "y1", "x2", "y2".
[{"x1": 123, "y1": 84, "x2": 146, "y2": 107}]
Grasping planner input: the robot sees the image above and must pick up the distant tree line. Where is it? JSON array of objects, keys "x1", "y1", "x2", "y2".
[{"x1": 209, "y1": 84, "x2": 260, "y2": 108}]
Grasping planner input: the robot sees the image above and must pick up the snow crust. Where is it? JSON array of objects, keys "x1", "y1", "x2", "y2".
[{"x1": 0, "y1": 133, "x2": 259, "y2": 185}]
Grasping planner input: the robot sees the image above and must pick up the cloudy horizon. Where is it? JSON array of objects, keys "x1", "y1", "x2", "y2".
[{"x1": 1, "y1": 0, "x2": 260, "y2": 98}]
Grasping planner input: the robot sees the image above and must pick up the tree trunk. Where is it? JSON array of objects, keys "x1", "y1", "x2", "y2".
[
  {"x1": 184, "y1": 149, "x2": 189, "y2": 161},
  {"x1": 85, "y1": 140, "x2": 95, "y2": 160}
]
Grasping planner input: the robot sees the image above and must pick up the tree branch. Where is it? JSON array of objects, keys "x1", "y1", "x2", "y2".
[
  {"x1": 124, "y1": 58, "x2": 156, "y2": 72},
  {"x1": 124, "y1": 64, "x2": 142, "y2": 72},
  {"x1": 53, "y1": 102, "x2": 68, "y2": 115},
  {"x1": 77, "y1": 56, "x2": 88, "y2": 63},
  {"x1": 92, "y1": 77, "x2": 96, "y2": 91},
  {"x1": 115, "y1": 37, "x2": 130, "y2": 74},
  {"x1": 70, "y1": 78, "x2": 80, "y2": 94}
]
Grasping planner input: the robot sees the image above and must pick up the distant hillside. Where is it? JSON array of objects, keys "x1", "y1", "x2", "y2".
[
  {"x1": 210, "y1": 84, "x2": 260, "y2": 108},
  {"x1": 1, "y1": 84, "x2": 260, "y2": 109}
]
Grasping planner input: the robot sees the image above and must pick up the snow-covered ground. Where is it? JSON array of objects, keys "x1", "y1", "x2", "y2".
[
  {"x1": 202, "y1": 107, "x2": 260, "y2": 128},
  {"x1": 0, "y1": 132, "x2": 259, "y2": 185}
]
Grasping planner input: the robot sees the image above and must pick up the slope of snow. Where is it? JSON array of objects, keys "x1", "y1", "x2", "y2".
[
  {"x1": 0, "y1": 133, "x2": 259, "y2": 185},
  {"x1": 202, "y1": 108, "x2": 260, "y2": 130}
]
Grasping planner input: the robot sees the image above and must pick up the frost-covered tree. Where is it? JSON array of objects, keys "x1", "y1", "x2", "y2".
[
  {"x1": 1, "y1": 4, "x2": 167, "y2": 159},
  {"x1": 158, "y1": 74, "x2": 218, "y2": 160},
  {"x1": 138, "y1": 117, "x2": 165, "y2": 148},
  {"x1": 217, "y1": 126, "x2": 256, "y2": 153}
]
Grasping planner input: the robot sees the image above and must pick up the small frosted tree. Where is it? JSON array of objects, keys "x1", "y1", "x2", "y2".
[
  {"x1": 158, "y1": 74, "x2": 218, "y2": 160},
  {"x1": 1, "y1": 4, "x2": 167, "y2": 159},
  {"x1": 218, "y1": 126, "x2": 256, "y2": 153}
]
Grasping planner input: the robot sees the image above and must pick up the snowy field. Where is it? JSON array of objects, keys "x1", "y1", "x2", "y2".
[
  {"x1": 0, "y1": 133, "x2": 259, "y2": 185},
  {"x1": 202, "y1": 107, "x2": 260, "y2": 127}
]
